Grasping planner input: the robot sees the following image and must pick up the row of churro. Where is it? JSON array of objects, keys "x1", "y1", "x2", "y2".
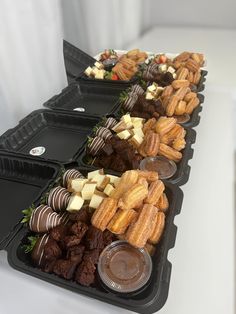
[
  {"x1": 91, "y1": 169, "x2": 168, "y2": 249},
  {"x1": 121, "y1": 51, "x2": 205, "y2": 120},
  {"x1": 86, "y1": 112, "x2": 186, "y2": 176},
  {"x1": 84, "y1": 49, "x2": 148, "y2": 81}
]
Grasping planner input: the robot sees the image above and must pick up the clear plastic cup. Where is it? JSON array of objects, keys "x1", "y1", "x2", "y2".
[
  {"x1": 98, "y1": 240, "x2": 152, "y2": 293},
  {"x1": 139, "y1": 156, "x2": 177, "y2": 179}
]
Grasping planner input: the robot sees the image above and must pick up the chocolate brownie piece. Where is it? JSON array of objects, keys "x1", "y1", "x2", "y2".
[
  {"x1": 70, "y1": 221, "x2": 88, "y2": 236},
  {"x1": 83, "y1": 249, "x2": 100, "y2": 264},
  {"x1": 101, "y1": 143, "x2": 114, "y2": 156},
  {"x1": 110, "y1": 155, "x2": 127, "y2": 172},
  {"x1": 50, "y1": 224, "x2": 69, "y2": 242},
  {"x1": 53, "y1": 259, "x2": 77, "y2": 280},
  {"x1": 96, "y1": 154, "x2": 112, "y2": 169},
  {"x1": 69, "y1": 206, "x2": 91, "y2": 224},
  {"x1": 44, "y1": 239, "x2": 62, "y2": 261},
  {"x1": 67, "y1": 244, "x2": 85, "y2": 264},
  {"x1": 43, "y1": 259, "x2": 57, "y2": 273},
  {"x1": 103, "y1": 230, "x2": 114, "y2": 247},
  {"x1": 85, "y1": 226, "x2": 104, "y2": 250},
  {"x1": 75, "y1": 260, "x2": 96, "y2": 286}
]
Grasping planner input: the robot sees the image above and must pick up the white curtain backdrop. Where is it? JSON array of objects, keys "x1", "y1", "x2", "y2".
[
  {"x1": 61, "y1": 0, "x2": 236, "y2": 56},
  {"x1": 1, "y1": 0, "x2": 236, "y2": 136},
  {"x1": 0, "y1": 0, "x2": 67, "y2": 135},
  {"x1": 61, "y1": 0, "x2": 147, "y2": 56}
]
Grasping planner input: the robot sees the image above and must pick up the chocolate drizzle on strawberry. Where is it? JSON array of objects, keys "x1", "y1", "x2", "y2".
[
  {"x1": 47, "y1": 186, "x2": 70, "y2": 211},
  {"x1": 63, "y1": 169, "x2": 84, "y2": 188}
]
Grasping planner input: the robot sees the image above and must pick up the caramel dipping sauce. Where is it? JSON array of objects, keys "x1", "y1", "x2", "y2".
[
  {"x1": 173, "y1": 113, "x2": 190, "y2": 124},
  {"x1": 140, "y1": 156, "x2": 177, "y2": 179},
  {"x1": 98, "y1": 241, "x2": 152, "y2": 293}
]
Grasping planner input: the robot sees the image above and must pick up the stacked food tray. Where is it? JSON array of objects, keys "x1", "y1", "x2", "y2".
[{"x1": 0, "y1": 42, "x2": 207, "y2": 314}]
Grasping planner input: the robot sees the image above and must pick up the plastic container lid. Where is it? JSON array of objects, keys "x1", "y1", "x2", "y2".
[
  {"x1": 173, "y1": 113, "x2": 190, "y2": 125},
  {"x1": 98, "y1": 240, "x2": 152, "y2": 293},
  {"x1": 139, "y1": 156, "x2": 177, "y2": 179}
]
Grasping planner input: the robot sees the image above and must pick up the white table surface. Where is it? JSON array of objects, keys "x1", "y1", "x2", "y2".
[{"x1": 0, "y1": 27, "x2": 235, "y2": 314}]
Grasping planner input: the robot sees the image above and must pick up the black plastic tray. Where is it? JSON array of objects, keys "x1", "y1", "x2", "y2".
[
  {"x1": 79, "y1": 72, "x2": 138, "y2": 87},
  {"x1": 114, "y1": 93, "x2": 205, "y2": 129},
  {"x1": 77, "y1": 125, "x2": 196, "y2": 186},
  {"x1": 0, "y1": 109, "x2": 100, "y2": 164},
  {"x1": 197, "y1": 69, "x2": 207, "y2": 93},
  {"x1": 63, "y1": 40, "x2": 96, "y2": 84},
  {"x1": 0, "y1": 151, "x2": 60, "y2": 250},
  {"x1": 44, "y1": 81, "x2": 125, "y2": 116},
  {"x1": 5, "y1": 166, "x2": 183, "y2": 314}
]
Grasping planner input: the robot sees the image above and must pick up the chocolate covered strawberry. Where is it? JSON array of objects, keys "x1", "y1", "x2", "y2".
[
  {"x1": 130, "y1": 84, "x2": 145, "y2": 96},
  {"x1": 47, "y1": 186, "x2": 70, "y2": 211},
  {"x1": 87, "y1": 136, "x2": 105, "y2": 156},
  {"x1": 62, "y1": 169, "x2": 84, "y2": 188},
  {"x1": 95, "y1": 127, "x2": 112, "y2": 141},
  {"x1": 123, "y1": 94, "x2": 138, "y2": 111},
  {"x1": 26, "y1": 234, "x2": 62, "y2": 268},
  {"x1": 29, "y1": 204, "x2": 69, "y2": 233},
  {"x1": 104, "y1": 117, "x2": 118, "y2": 129}
]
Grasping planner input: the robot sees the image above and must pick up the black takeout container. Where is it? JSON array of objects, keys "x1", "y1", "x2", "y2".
[
  {"x1": 0, "y1": 109, "x2": 100, "y2": 164},
  {"x1": 63, "y1": 40, "x2": 139, "y2": 87},
  {"x1": 63, "y1": 40, "x2": 96, "y2": 84},
  {"x1": 0, "y1": 151, "x2": 61, "y2": 250},
  {"x1": 43, "y1": 80, "x2": 125, "y2": 117},
  {"x1": 1, "y1": 159, "x2": 183, "y2": 314},
  {"x1": 77, "y1": 123, "x2": 196, "y2": 186},
  {"x1": 114, "y1": 92, "x2": 205, "y2": 129}
]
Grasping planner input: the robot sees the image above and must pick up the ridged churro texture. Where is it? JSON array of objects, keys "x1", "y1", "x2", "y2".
[
  {"x1": 148, "y1": 212, "x2": 165, "y2": 244},
  {"x1": 155, "y1": 117, "x2": 177, "y2": 136},
  {"x1": 111, "y1": 170, "x2": 139, "y2": 199},
  {"x1": 159, "y1": 143, "x2": 182, "y2": 162},
  {"x1": 155, "y1": 193, "x2": 169, "y2": 213},
  {"x1": 137, "y1": 170, "x2": 159, "y2": 182},
  {"x1": 118, "y1": 183, "x2": 148, "y2": 210},
  {"x1": 91, "y1": 198, "x2": 118, "y2": 231},
  {"x1": 107, "y1": 209, "x2": 137, "y2": 234},
  {"x1": 126, "y1": 204, "x2": 158, "y2": 248},
  {"x1": 145, "y1": 180, "x2": 165, "y2": 205},
  {"x1": 139, "y1": 131, "x2": 160, "y2": 157}
]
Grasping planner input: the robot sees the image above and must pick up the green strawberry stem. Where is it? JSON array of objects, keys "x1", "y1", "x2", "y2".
[
  {"x1": 21, "y1": 206, "x2": 35, "y2": 224},
  {"x1": 22, "y1": 235, "x2": 39, "y2": 253}
]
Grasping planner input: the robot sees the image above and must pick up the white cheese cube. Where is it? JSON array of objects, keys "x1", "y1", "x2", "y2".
[
  {"x1": 121, "y1": 114, "x2": 131, "y2": 124},
  {"x1": 117, "y1": 130, "x2": 132, "y2": 140},
  {"x1": 107, "y1": 175, "x2": 120, "y2": 187},
  {"x1": 126, "y1": 122, "x2": 133, "y2": 129},
  {"x1": 112, "y1": 121, "x2": 127, "y2": 133},
  {"x1": 87, "y1": 169, "x2": 104, "y2": 180},
  {"x1": 92, "y1": 173, "x2": 105, "y2": 186},
  {"x1": 94, "y1": 61, "x2": 104, "y2": 69},
  {"x1": 131, "y1": 117, "x2": 145, "y2": 123},
  {"x1": 173, "y1": 73, "x2": 177, "y2": 79},
  {"x1": 146, "y1": 92, "x2": 154, "y2": 100},
  {"x1": 132, "y1": 120, "x2": 143, "y2": 129},
  {"x1": 167, "y1": 66, "x2": 175, "y2": 74},
  {"x1": 92, "y1": 67, "x2": 99, "y2": 76},
  {"x1": 133, "y1": 134, "x2": 144, "y2": 145},
  {"x1": 84, "y1": 66, "x2": 93, "y2": 77},
  {"x1": 89, "y1": 191, "x2": 105, "y2": 209},
  {"x1": 95, "y1": 69, "x2": 105, "y2": 79},
  {"x1": 81, "y1": 182, "x2": 97, "y2": 200},
  {"x1": 69, "y1": 178, "x2": 88, "y2": 193},
  {"x1": 103, "y1": 184, "x2": 115, "y2": 196},
  {"x1": 93, "y1": 174, "x2": 110, "y2": 191},
  {"x1": 147, "y1": 84, "x2": 157, "y2": 92},
  {"x1": 66, "y1": 194, "x2": 84, "y2": 212},
  {"x1": 159, "y1": 64, "x2": 167, "y2": 73},
  {"x1": 133, "y1": 127, "x2": 144, "y2": 138}
]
